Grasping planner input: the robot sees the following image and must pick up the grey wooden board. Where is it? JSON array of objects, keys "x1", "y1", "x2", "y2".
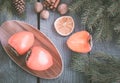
[
  {"x1": 39, "y1": 0, "x2": 86, "y2": 82},
  {"x1": 92, "y1": 42, "x2": 120, "y2": 56},
  {"x1": 0, "y1": 0, "x2": 119, "y2": 83},
  {"x1": 0, "y1": 1, "x2": 37, "y2": 83}
]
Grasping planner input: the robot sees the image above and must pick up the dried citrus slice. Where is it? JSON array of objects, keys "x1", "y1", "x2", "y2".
[{"x1": 54, "y1": 16, "x2": 74, "y2": 36}]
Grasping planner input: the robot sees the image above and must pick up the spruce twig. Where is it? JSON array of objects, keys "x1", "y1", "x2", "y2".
[
  {"x1": 69, "y1": 0, "x2": 120, "y2": 43},
  {"x1": 71, "y1": 52, "x2": 120, "y2": 83},
  {"x1": 71, "y1": 53, "x2": 89, "y2": 73},
  {"x1": 69, "y1": 0, "x2": 88, "y2": 13},
  {"x1": 114, "y1": 23, "x2": 120, "y2": 32},
  {"x1": 107, "y1": 0, "x2": 120, "y2": 16}
]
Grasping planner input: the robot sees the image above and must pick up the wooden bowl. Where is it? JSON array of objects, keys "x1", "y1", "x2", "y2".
[{"x1": 0, "y1": 20, "x2": 63, "y2": 79}]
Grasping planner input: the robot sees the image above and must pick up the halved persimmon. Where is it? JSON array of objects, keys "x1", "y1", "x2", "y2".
[
  {"x1": 26, "y1": 46, "x2": 53, "y2": 71},
  {"x1": 66, "y1": 30, "x2": 92, "y2": 53},
  {"x1": 8, "y1": 31, "x2": 35, "y2": 55}
]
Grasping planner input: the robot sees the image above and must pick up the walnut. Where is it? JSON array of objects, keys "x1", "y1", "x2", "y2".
[
  {"x1": 57, "y1": 3, "x2": 68, "y2": 15},
  {"x1": 40, "y1": 10, "x2": 49, "y2": 20},
  {"x1": 34, "y1": 2, "x2": 43, "y2": 13}
]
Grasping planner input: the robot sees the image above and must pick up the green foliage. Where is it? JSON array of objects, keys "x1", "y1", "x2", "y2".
[
  {"x1": 69, "y1": 0, "x2": 120, "y2": 42},
  {"x1": 0, "y1": 0, "x2": 35, "y2": 25},
  {"x1": 71, "y1": 53, "x2": 90, "y2": 74},
  {"x1": 70, "y1": 0, "x2": 120, "y2": 82},
  {"x1": 71, "y1": 52, "x2": 120, "y2": 83}
]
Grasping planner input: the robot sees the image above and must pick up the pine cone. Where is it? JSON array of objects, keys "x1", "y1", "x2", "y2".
[{"x1": 13, "y1": 0, "x2": 25, "y2": 14}]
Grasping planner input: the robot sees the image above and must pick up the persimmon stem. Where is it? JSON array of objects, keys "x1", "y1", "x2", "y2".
[
  {"x1": 8, "y1": 44, "x2": 20, "y2": 56},
  {"x1": 25, "y1": 49, "x2": 32, "y2": 61}
]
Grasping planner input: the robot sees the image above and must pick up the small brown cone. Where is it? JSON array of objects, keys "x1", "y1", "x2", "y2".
[{"x1": 13, "y1": 0, "x2": 25, "y2": 14}]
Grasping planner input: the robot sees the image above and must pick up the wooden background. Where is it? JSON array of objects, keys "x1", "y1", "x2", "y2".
[
  {"x1": 1, "y1": 0, "x2": 120, "y2": 83},
  {"x1": 0, "y1": 0, "x2": 86, "y2": 83}
]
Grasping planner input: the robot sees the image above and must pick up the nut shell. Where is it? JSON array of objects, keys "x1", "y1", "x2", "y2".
[
  {"x1": 57, "y1": 3, "x2": 68, "y2": 15},
  {"x1": 34, "y1": 2, "x2": 43, "y2": 13},
  {"x1": 40, "y1": 10, "x2": 49, "y2": 20}
]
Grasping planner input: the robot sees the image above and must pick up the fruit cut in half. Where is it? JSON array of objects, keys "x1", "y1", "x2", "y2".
[
  {"x1": 67, "y1": 30, "x2": 92, "y2": 53},
  {"x1": 54, "y1": 16, "x2": 75, "y2": 36},
  {"x1": 26, "y1": 46, "x2": 53, "y2": 71},
  {"x1": 8, "y1": 31, "x2": 35, "y2": 55}
]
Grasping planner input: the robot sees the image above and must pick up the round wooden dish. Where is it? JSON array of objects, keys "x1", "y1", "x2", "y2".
[{"x1": 0, "y1": 20, "x2": 63, "y2": 79}]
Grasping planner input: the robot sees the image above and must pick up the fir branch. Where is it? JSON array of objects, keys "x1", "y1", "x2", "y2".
[
  {"x1": 0, "y1": 0, "x2": 5, "y2": 6},
  {"x1": 114, "y1": 23, "x2": 120, "y2": 32},
  {"x1": 69, "y1": 0, "x2": 120, "y2": 42},
  {"x1": 69, "y1": 0, "x2": 89, "y2": 13},
  {"x1": 81, "y1": 9, "x2": 90, "y2": 27},
  {"x1": 87, "y1": 7, "x2": 104, "y2": 31},
  {"x1": 71, "y1": 52, "x2": 120, "y2": 83},
  {"x1": 92, "y1": 16, "x2": 113, "y2": 42},
  {"x1": 71, "y1": 53, "x2": 89, "y2": 73},
  {"x1": 114, "y1": 33, "x2": 120, "y2": 47},
  {"x1": 107, "y1": 0, "x2": 120, "y2": 16},
  {"x1": 90, "y1": 52, "x2": 120, "y2": 83}
]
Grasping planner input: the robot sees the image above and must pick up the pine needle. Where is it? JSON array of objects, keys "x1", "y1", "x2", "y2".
[
  {"x1": 69, "y1": 0, "x2": 120, "y2": 42},
  {"x1": 69, "y1": 0, "x2": 86, "y2": 13},
  {"x1": 107, "y1": 0, "x2": 120, "y2": 16},
  {"x1": 114, "y1": 24, "x2": 120, "y2": 32},
  {"x1": 71, "y1": 52, "x2": 120, "y2": 83},
  {"x1": 71, "y1": 53, "x2": 89, "y2": 73},
  {"x1": 81, "y1": 9, "x2": 90, "y2": 27}
]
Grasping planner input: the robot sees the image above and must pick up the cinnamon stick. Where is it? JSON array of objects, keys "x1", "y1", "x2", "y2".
[
  {"x1": 46, "y1": 0, "x2": 51, "y2": 4},
  {"x1": 52, "y1": 0, "x2": 60, "y2": 11},
  {"x1": 53, "y1": 0, "x2": 60, "y2": 9},
  {"x1": 50, "y1": 0, "x2": 56, "y2": 3},
  {"x1": 43, "y1": 0, "x2": 60, "y2": 10},
  {"x1": 43, "y1": 0, "x2": 51, "y2": 8}
]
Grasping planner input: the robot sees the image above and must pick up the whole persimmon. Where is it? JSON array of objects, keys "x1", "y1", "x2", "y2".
[
  {"x1": 8, "y1": 31, "x2": 35, "y2": 55},
  {"x1": 26, "y1": 46, "x2": 53, "y2": 71},
  {"x1": 67, "y1": 30, "x2": 92, "y2": 53}
]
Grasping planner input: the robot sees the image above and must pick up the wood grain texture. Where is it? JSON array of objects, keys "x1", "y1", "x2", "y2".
[
  {"x1": 0, "y1": 21, "x2": 63, "y2": 79},
  {"x1": 0, "y1": 2, "x2": 37, "y2": 83}
]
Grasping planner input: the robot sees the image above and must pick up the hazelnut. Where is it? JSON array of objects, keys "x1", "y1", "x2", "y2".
[
  {"x1": 34, "y1": 2, "x2": 43, "y2": 13},
  {"x1": 57, "y1": 3, "x2": 68, "y2": 15},
  {"x1": 40, "y1": 10, "x2": 49, "y2": 20}
]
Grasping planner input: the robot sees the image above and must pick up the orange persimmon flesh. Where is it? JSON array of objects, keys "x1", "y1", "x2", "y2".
[
  {"x1": 67, "y1": 30, "x2": 92, "y2": 53},
  {"x1": 26, "y1": 46, "x2": 53, "y2": 71},
  {"x1": 8, "y1": 31, "x2": 34, "y2": 55}
]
